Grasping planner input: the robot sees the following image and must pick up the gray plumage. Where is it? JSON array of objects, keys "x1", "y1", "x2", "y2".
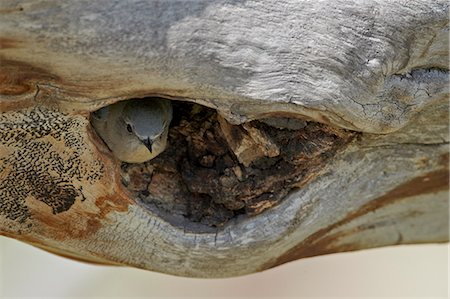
[{"x1": 91, "y1": 98, "x2": 172, "y2": 163}]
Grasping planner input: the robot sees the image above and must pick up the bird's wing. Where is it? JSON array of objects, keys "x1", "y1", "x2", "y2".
[{"x1": 91, "y1": 106, "x2": 110, "y2": 121}]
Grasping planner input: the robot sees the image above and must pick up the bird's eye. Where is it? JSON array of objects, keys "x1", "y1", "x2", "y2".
[{"x1": 126, "y1": 124, "x2": 133, "y2": 133}]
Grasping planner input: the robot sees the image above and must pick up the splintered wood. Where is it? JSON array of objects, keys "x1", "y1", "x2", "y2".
[
  {"x1": 121, "y1": 102, "x2": 355, "y2": 228},
  {"x1": 218, "y1": 115, "x2": 280, "y2": 167}
]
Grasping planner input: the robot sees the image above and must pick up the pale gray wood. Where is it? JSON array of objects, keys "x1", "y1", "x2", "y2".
[{"x1": 0, "y1": 0, "x2": 448, "y2": 277}]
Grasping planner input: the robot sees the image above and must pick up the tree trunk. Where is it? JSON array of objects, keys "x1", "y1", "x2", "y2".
[{"x1": 0, "y1": 0, "x2": 448, "y2": 277}]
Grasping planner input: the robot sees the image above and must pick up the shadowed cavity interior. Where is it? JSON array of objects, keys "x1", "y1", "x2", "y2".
[{"x1": 117, "y1": 99, "x2": 356, "y2": 231}]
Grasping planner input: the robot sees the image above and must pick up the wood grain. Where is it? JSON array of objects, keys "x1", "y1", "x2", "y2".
[{"x1": 0, "y1": 0, "x2": 448, "y2": 277}]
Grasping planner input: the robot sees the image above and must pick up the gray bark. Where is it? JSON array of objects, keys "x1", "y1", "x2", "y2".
[{"x1": 0, "y1": 0, "x2": 448, "y2": 277}]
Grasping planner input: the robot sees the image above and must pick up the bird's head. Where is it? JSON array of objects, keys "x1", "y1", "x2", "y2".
[{"x1": 121, "y1": 99, "x2": 172, "y2": 154}]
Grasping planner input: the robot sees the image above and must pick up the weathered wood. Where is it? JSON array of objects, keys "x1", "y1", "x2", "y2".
[{"x1": 0, "y1": 0, "x2": 448, "y2": 277}]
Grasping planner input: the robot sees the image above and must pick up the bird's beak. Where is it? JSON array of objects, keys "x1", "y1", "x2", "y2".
[{"x1": 143, "y1": 138, "x2": 153, "y2": 153}]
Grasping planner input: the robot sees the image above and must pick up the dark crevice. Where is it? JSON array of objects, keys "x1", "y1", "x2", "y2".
[{"x1": 121, "y1": 100, "x2": 356, "y2": 231}]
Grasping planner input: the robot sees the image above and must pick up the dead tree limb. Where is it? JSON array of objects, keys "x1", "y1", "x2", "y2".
[{"x1": 0, "y1": 0, "x2": 448, "y2": 277}]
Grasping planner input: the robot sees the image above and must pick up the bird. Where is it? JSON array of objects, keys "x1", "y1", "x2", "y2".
[{"x1": 91, "y1": 98, "x2": 172, "y2": 163}]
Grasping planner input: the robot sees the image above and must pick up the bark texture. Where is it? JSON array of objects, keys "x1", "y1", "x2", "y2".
[{"x1": 0, "y1": 0, "x2": 448, "y2": 277}]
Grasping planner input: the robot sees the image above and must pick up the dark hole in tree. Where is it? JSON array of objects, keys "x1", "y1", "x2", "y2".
[{"x1": 121, "y1": 100, "x2": 356, "y2": 231}]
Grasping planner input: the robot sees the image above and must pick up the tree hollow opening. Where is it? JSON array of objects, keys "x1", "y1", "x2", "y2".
[{"x1": 121, "y1": 100, "x2": 356, "y2": 231}]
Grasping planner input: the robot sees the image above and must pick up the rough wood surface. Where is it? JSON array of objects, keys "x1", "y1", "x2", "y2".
[{"x1": 0, "y1": 0, "x2": 448, "y2": 277}]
